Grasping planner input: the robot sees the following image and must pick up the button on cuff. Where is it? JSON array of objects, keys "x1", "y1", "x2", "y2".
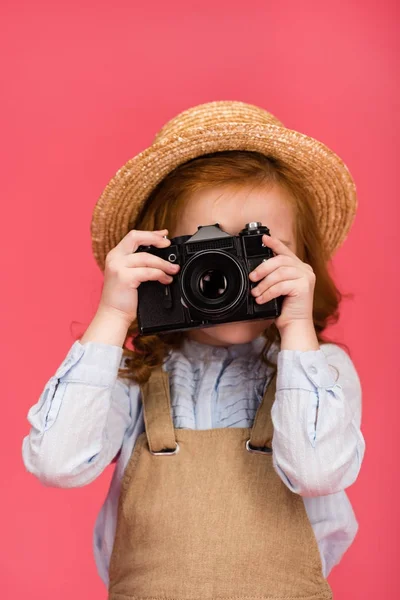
[
  {"x1": 277, "y1": 349, "x2": 338, "y2": 391},
  {"x1": 299, "y1": 350, "x2": 338, "y2": 389},
  {"x1": 277, "y1": 350, "x2": 317, "y2": 391}
]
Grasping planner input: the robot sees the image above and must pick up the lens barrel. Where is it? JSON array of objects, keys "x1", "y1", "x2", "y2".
[{"x1": 181, "y1": 251, "x2": 247, "y2": 318}]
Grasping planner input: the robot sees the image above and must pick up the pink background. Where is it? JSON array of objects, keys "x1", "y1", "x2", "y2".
[{"x1": 2, "y1": 1, "x2": 398, "y2": 598}]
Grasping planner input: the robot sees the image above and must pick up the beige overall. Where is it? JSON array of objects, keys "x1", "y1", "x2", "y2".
[{"x1": 108, "y1": 366, "x2": 333, "y2": 600}]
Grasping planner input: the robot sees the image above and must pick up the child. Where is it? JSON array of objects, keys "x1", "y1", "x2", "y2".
[{"x1": 22, "y1": 101, "x2": 365, "y2": 599}]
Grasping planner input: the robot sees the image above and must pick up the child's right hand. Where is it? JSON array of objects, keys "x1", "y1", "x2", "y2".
[{"x1": 98, "y1": 229, "x2": 180, "y2": 325}]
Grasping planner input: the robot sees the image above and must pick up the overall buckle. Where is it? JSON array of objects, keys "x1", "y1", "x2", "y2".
[
  {"x1": 245, "y1": 439, "x2": 272, "y2": 454},
  {"x1": 149, "y1": 442, "x2": 180, "y2": 456}
]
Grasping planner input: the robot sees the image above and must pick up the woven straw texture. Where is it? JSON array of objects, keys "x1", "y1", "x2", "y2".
[{"x1": 91, "y1": 101, "x2": 357, "y2": 271}]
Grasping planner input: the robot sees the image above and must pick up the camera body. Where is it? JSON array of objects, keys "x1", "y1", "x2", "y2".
[{"x1": 135, "y1": 222, "x2": 283, "y2": 335}]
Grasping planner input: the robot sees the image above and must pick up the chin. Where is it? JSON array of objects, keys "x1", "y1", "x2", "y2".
[{"x1": 187, "y1": 319, "x2": 273, "y2": 347}]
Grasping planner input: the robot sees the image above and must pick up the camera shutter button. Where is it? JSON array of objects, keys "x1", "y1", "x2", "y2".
[{"x1": 246, "y1": 221, "x2": 262, "y2": 229}]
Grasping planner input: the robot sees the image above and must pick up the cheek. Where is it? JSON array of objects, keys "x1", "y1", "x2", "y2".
[
  {"x1": 212, "y1": 319, "x2": 273, "y2": 338},
  {"x1": 251, "y1": 319, "x2": 274, "y2": 332}
]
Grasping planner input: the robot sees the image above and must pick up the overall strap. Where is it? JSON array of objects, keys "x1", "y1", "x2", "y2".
[
  {"x1": 140, "y1": 365, "x2": 277, "y2": 452},
  {"x1": 248, "y1": 372, "x2": 277, "y2": 450},
  {"x1": 139, "y1": 366, "x2": 176, "y2": 453}
]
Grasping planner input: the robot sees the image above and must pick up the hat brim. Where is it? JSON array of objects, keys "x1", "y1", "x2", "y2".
[{"x1": 91, "y1": 122, "x2": 357, "y2": 271}]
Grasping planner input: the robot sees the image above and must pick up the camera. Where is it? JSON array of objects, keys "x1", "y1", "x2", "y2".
[{"x1": 135, "y1": 222, "x2": 283, "y2": 335}]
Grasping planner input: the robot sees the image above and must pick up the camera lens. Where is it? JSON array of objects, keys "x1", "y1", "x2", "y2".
[
  {"x1": 199, "y1": 270, "x2": 228, "y2": 299},
  {"x1": 181, "y1": 251, "x2": 246, "y2": 318}
]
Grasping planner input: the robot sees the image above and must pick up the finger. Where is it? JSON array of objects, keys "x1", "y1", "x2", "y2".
[
  {"x1": 111, "y1": 229, "x2": 171, "y2": 257},
  {"x1": 249, "y1": 254, "x2": 297, "y2": 282},
  {"x1": 251, "y1": 267, "x2": 301, "y2": 297},
  {"x1": 123, "y1": 251, "x2": 180, "y2": 274},
  {"x1": 128, "y1": 267, "x2": 175, "y2": 289},
  {"x1": 261, "y1": 234, "x2": 297, "y2": 259},
  {"x1": 253, "y1": 280, "x2": 297, "y2": 304}
]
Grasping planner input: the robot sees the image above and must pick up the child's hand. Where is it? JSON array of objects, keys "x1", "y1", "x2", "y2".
[
  {"x1": 99, "y1": 229, "x2": 180, "y2": 325},
  {"x1": 249, "y1": 234, "x2": 316, "y2": 333}
]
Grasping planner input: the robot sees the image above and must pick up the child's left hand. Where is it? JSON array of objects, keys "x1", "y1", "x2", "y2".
[{"x1": 249, "y1": 234, "x2": 316, "y2": 332}]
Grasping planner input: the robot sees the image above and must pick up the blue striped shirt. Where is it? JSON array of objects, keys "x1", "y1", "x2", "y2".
[{"x1": 22, "y1": 335, "x2": 365, "y2": 585}]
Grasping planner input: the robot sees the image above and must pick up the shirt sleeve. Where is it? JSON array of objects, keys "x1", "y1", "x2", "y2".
[
  {"x1": 21, "y1": 340, "x2": 139, "y2": 488},
  {"x1": 271, "y1": 343, "x2": 366, "y2": 497}
]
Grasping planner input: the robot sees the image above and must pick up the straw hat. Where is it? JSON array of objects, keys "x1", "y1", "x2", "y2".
[{"x1": 91, "y1": 100, "x2": 357, "y2": 271}]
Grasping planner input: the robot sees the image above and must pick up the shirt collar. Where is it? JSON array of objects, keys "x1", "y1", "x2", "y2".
[{"x1": 180, "y1": 334, "x2": 269, "y2": 361}]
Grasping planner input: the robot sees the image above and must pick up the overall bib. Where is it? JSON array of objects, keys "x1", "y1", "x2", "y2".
[{"x1": 108, "y1": 366, "x2": 333, "y2": 600}]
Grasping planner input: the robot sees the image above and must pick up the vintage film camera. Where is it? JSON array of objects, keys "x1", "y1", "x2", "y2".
[{"x1": 135, "y1": 222, "x2": 283, "y2": 335}]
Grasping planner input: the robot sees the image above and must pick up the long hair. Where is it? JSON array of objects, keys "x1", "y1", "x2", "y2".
[{"x1": 115, "y1": 150, "x2": 343, "y2": 384}]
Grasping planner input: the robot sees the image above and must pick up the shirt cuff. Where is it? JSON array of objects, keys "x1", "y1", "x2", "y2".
[
  {"x1": 277, "y1": 349, "x2": 338, "y2": 391},
  {"x1": 55, "y1": 340, "x2": 124, "y2": 387}
]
